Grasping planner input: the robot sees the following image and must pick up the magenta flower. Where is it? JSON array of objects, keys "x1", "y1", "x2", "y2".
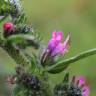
[
  {"x1": 54, "y1": 75, "x2": 90, "y2": 96},
  {"x1": 48, "y1": 31, "x2": 70, "y2": 57},
  {"x1": 71, "y1": 76, "x2": 90, "y2": 96},
  {"x1": 41, "y1": 31, "x2": 70, "y2": 66}
]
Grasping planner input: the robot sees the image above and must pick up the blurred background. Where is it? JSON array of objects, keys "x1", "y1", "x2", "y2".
[{"x1": 0, "y1": 0, "x2": 96, "y2": 95}]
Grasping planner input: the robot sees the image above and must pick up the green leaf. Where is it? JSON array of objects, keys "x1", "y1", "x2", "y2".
[
  {"x1": 24, "y1": 53, "x2": 38, "y2": 73},
  {"x1": 14, "y1": 13, "x2": 27, "y2": 25},
  {"x1": 6, "y1": 34, "x2": 40, "y2": 49},
  {"x1": 13, "y1": 85, "x2": 28, "y2": 96},
  {"x1": 0, "y1": 0, "x2": 11, "y2": 15},
  {"x1": 63, "y1": 73, "x2": 69, "y2": 83},
  {"x1": 46, "y1": 48, "x2": 96, "y2": 74},
  {"x1": 3, "y1": 41, "x2": 30, "y2": 66},
  {"x1": 0, "y1": 15, "x2": 8, "y2": 23}
]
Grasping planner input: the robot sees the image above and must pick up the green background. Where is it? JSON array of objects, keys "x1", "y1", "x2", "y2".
[{"x1": 0, "y1": 0, "x2": 96, "y2": 95}]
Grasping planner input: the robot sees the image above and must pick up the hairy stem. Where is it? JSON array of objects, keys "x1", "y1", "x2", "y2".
[
  {"x1": 46, "y1": 48, "x2": 96, "y2": 73},
  {"x1": 2, "y1": 42, "x2": 30, "y2": 66}
]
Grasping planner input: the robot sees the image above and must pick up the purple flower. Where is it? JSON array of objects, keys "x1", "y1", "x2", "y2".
[
  {"x1": 41, "y1": 31, "x2": 70, "y2": 66},
  {"x1": 54, "y1": 75, "x2": 90, "y2": 96},
  {"x1": 71, "y1": 76, "x2": 90, "y2": 96},
  {"x1": 48, "y1": 31, "x2": 70, "y2": 57},
  {"x1": 48, "y1": 31, "x2": 63, "y2": 50}
]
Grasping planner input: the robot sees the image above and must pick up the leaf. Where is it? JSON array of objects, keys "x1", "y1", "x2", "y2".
[
  {"x1": 14, "y1": 13, "x2": 27, "y2": 25},
  {"x1": 0, "y1": 15, "x2": 7, "y2": 23},
  {"x1": 6, "y1": 34, "x2": 40, "y2": 49},
  {"x1": 13, "y1": 85, "x2": 28, "y2": 96},
  {"x1": 46, "y1": 48, "x2": 96, "y2": 74},
  {"x1": 24, "y1": 53, "x2": 37, "y2": 73},
  {"x1": 63, "y1": 73, "x2": 69, "y2": 83},
  {"x1": 0, "y1": 0, "x2": 11, "y2": 15}
]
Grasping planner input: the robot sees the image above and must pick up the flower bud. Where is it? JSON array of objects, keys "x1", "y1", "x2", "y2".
[
  {"x1": 3, "y1": 22, "x2": 14, "y2": 31},
  {"x1": 3, "y1": 22, "x2": 15, "y2": 38},
  {"x1": 54, "y1": 75, "x2": 90, "y2": 96}
]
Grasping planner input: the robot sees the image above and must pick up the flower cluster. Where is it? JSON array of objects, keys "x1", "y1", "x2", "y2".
[{"x1": 16, "y1": 66, "x2": 41, "y2": 91}]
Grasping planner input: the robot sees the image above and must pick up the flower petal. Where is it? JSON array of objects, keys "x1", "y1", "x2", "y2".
[
  {"x1": 61, "y1": 33, "x2": 71, "y2": 54},
  {"x1": 48, "y1": 31, "x2": 63, "y2": 51},
  {"x1": 82, "y1": 86, "x2": 90, "y2": 96},
  {"x1": 51, "y1": 43, "x2": 63, "y2": 56},
  {"x1": 48, "y1": 39, "x2": 58, "y2": 50},
  {"x1": 52, "y1": 31, "x2": 57, "y2": 38},
  {"x1": 50, "y1": 33, "x2": 70, "y2": 56},
  {"x1": 52, "y1": 31, "x2": 63, "y2": 41},
  {"x1": 75, "y1": 76, "x2": 86, "y2": 87}
]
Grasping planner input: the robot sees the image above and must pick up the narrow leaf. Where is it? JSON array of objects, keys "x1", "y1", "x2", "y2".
[{"x1": 46, "y1": 48, "x2": 96, "y2": 74}]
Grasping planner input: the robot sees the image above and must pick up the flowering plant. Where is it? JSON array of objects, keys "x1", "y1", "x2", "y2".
[{"x1": 0, "y1": 0, "x2": 96, "y2": 96}]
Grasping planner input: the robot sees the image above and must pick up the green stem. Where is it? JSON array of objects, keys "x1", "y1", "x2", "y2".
[
  {"x1": 7, "y1": 34, "x2": 35, "y2": 42},
  {"x1": 46, "y1": 48, "x2": 96, "y2": 73},
  {"x1": 7, "y1": 34, "x2": 40, "y2": 49},
  {"x1": 2, "y1": 42, "x2": 30, "y2": 66}
]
